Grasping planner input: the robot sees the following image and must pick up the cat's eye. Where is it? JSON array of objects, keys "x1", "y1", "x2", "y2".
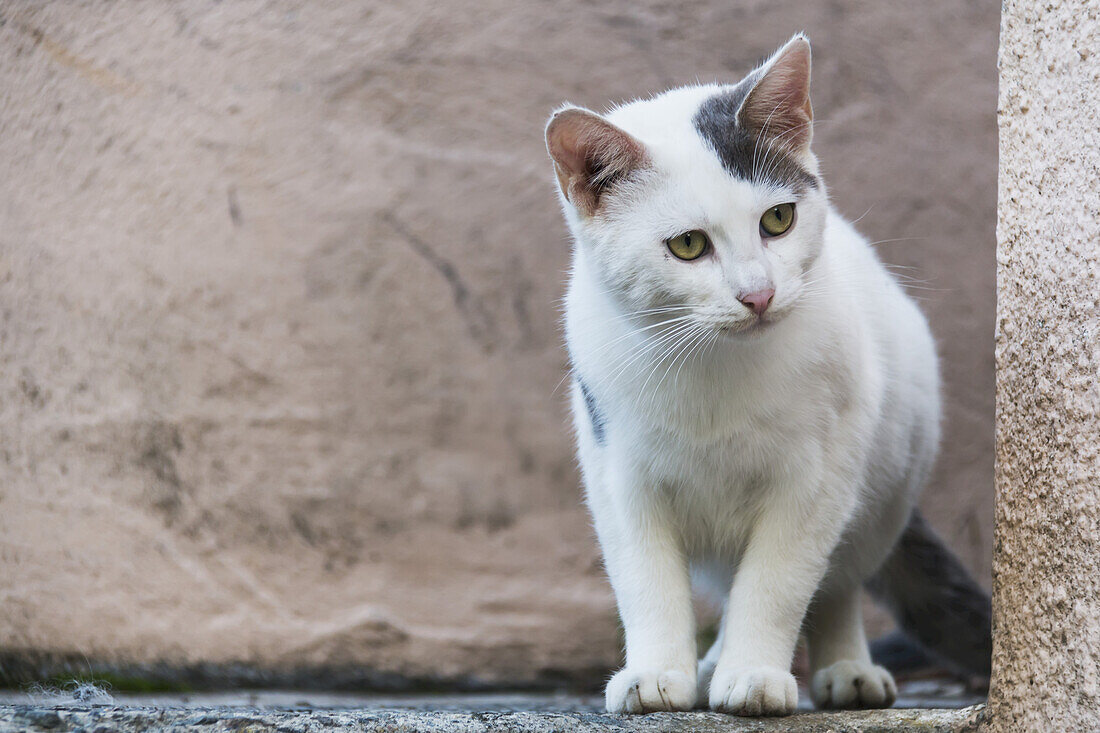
[
  {"x1": 760, "y1": 203, "x2": 796, "y2": 237},
  {"x1": 666, "y1": 230, "x2": 710, "y2": 261}
]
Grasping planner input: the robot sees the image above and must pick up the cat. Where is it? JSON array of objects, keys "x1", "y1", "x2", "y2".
[{"x1": 544, "y1": 34, "x2": 990, "y2": 716}]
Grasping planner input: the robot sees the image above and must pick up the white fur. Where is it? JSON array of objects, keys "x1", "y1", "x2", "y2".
[{"x1": 555, "y1": 80, "x2": 940, "y2": 715}]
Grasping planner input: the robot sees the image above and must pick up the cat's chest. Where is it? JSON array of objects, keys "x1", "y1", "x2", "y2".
[
  {"x1": 640, "y1": 430, "x2": 797, "y2": 554},
  {"x1": 632, "y1": 416, "x2": 827, "y2": 559},
  {"x1": 625, "y1": 380, "x2": 833, "y2": 543},
  {"x1": 639, "y1": 417, "x2": 810, "y2": 495},
  {"x1": 629, "y1": 366, "x2": 836, "y2": 461}
]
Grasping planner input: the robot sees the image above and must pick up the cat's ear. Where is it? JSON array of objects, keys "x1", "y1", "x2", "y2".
[
  {"x1": 545, "y1": 106, "x2": 649, "y2": 216},
  {"x1": 738, "y1": 34, "x2": 814, "y2": 154}
]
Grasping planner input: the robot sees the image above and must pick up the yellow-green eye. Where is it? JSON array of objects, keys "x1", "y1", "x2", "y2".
[
  {"x1": 760, "y1": 203, "x2": 795, "y2": 237},
  {"x1": 666, "y1": 230, "x2": 710, "y2": 260}
]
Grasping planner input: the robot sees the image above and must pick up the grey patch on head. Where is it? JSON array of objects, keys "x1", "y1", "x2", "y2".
[
  {"x1": 692, "y1": 84, "x2": 817, "y2": 193},
  {"x1": 577, "y1": 378, "x2": 607, "y2": 446}
]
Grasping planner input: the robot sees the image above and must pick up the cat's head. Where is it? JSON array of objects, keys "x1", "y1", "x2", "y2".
[{"x1": 546, "y1": 35, "x2": 827, "y2": 336}]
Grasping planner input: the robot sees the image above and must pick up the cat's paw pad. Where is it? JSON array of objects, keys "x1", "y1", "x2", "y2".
[
  {"x1": 811, "y1": 660, "x2": 897, "y2": 710},
  {"x1": 605, "y1": 668, "x2": 696, "y2": 713},
  {"x1": 708, "y1": 666, "x2": 797, "y2": 716}
]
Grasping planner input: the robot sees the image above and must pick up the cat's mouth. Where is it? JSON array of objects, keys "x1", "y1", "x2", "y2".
[
  {"x1": 692, "y1": 304, "x2": 790, "y2": 339},
  {"x1": 719, "y1": 319, "x2": 772, "y2": 337},
  {"x1": 714, "y1": 310, "x2": 789, "y2": 338}
]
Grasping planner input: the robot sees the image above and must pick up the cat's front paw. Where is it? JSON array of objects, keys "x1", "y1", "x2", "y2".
[
  {"x1": 605, "y1": 668, "x2": 696, "y2": 713},
  {"x1": 708, "y1": 665, "x2": 797, "y2": 716},
  {"x1": 811, "y1": 660, "x2": 897, "y2": 709}
]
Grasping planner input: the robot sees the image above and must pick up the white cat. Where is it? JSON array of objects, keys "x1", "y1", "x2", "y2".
[{"x1": 545, "y1": 35, "x2": 989, "y2": 716}]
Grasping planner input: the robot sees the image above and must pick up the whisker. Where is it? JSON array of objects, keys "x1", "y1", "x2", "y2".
[
  {"x1": 850, "y1": 204, "x2": 874, "y2": 225},
  {"x1": 602, "y1": 320, "x2": 695, "y2": 396},
  {"x1": 609, "y1": 321, "x2": 694, "y2": 396},
  {"x1": 652, "y1": 326, "x2": 706, "y2": 394},
  {"x1": 556, "y1": 315, "x2": 695, "y2": 396},
  {"x1": 673, "y1": 326, "x2": 715, "y2": 386},
  {"x1": 638, "y1": 324, "x2": 702, "y2": 398}
]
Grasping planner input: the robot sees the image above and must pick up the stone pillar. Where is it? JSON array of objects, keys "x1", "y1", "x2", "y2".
[{"x1": 989, "y1": 1, "x2": 1100, "y2": 729}]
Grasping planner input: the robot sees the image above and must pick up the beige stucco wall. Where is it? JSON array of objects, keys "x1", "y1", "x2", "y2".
[
  {"x1": 0, "y1": 1, "x2": 998, "y2": 686},
  {"x1": 988, "y1": 1, "x2": 1100, "y2": 729}
]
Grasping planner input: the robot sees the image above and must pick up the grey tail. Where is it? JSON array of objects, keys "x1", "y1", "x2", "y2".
[{"x1": 864, "y1": 510, "x2": 992, "y2": 678}]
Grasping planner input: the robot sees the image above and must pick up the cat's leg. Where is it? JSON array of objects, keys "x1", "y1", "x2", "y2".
[
  {"x1": 590, "y1": 467, "x2": 697, "y2": 713},
  {"x1": 805, "y1": 585, "x2": 897, "y2": 709},
  {"x1": 692, "y1": 563, "x2": 733, "y2": 703},
  {"x1": 707, "y1": 478, "x2": 851, "y2": 716},
  {"x1": 696, "y1": 621, "x2": 724, "y2": 703}
]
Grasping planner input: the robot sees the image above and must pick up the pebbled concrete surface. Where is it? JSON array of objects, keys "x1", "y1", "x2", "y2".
[
  {"x1": 0, "y1": 704, "x2": 983, "y2": 733},
  {"x1": 0, "y1": 687, "x2": 986, "y2": 732},
  {"x1": 0, "y1": 680, "x2": 986, "y2": 711}
]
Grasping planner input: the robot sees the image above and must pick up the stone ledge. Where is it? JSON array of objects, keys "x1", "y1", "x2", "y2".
[{"x1": 0, "y1": 704, "x2": 984, "y2": 732}]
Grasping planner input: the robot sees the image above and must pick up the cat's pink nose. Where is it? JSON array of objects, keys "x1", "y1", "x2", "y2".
[{"x1": 739, "y1": 288, "x2": 775, "y2": 316}]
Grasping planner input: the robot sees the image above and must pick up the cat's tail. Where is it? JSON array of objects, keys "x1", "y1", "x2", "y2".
[{"x1": 864, "y1": 509, "x2": 992, "y2": 678}]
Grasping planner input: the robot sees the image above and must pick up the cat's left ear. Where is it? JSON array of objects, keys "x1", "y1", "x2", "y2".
[
  {"x1": 738, "y1": 34, "x2": 814, "y2": 154},
  {"x1": 545, "y1": 106, "x2": 649, "y2": 216}
]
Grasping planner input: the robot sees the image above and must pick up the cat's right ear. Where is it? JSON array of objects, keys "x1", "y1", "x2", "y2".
[
  {"x1": 545, "y1": 107, "x2": 648, "y2": 217},
  {"x1": 737, "y1": 34, "x2": 814, "y2": 154}
]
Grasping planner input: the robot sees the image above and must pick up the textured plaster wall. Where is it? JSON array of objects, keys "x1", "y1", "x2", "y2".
[
  {"x1": 0, "y1": 1, "x2": 998, "y2": 685},
  {"x1": 988, "y1": 1, "x2": 1100, "y2": 729}
]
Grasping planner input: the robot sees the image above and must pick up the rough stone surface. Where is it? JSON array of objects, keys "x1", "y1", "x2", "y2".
[
  {"x1": 0, "y1": 2, "x2": 998, "y2": 686},
  {"x1": 0, "y1": 681, "x2": 985, "y2": 713},
  {"x1": 987, "y1": 1, "x2": 1100, "y2": 730},
  {"x1": 0, "y1": 704, "x2": 984, "y2": 733}
]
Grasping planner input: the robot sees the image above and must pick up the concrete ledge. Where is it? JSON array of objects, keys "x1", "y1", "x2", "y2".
[{"x1": 0, "y1": 704, "x2": 984, "y2": 732}]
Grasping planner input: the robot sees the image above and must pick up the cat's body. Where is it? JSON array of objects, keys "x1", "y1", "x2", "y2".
[
  {"x1": 546, "y1": 36, "x2": 988, "y2": 716},
  {"x1": 568, "y1": 206, "x2": 937, "y2": 587}
]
